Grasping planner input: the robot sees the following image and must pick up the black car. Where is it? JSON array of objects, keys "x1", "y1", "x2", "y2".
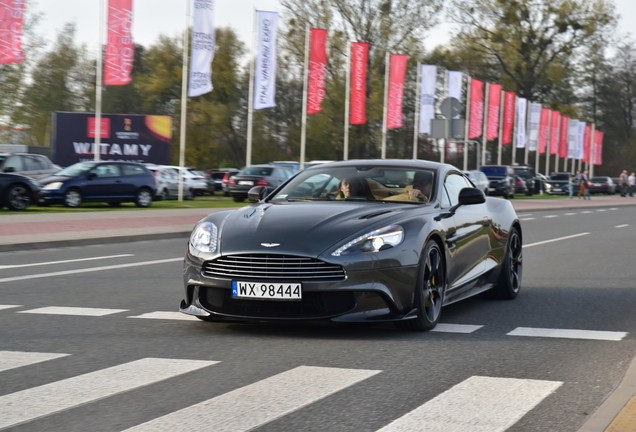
[
  {"x1": 512, "y1": 165, "x2": 535, "y2": 196},
  {"x1": 514, "y1": 175, "x2": 528, "y2": 195},
  {"x1": 0, "y1": 172, "x2": 41, "y2": 210},
  {"x1": 182, "y1": 160, "x2": 522, "y2": 331},
  {"x1": 588, "y1": 176, "x2": 616, "y2": 195},
  {"x1": 39, "y1": 161, "x2": 156, "y2": 208},
  {"x1": 228, "y1": 165, "x2": 294, "y2": 202},
  {"x1": 480, "y1": 165, "x2": 516, "y2": 199}
]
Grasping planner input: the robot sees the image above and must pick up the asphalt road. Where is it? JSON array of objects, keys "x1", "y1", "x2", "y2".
[{"x1": 1, "y1": 204, "x2": 636, "y2": 432}]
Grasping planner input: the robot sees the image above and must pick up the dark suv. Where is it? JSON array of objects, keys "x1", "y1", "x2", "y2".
[
  {"x1": 480, "y1": 165, "x2": 516, "y2": 199},
  {"x1": 512, "y1": 165, "x2": 536, "y2": 196}
]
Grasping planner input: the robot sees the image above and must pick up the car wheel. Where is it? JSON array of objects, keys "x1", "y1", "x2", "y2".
[
  {"x1": 5, "y1": 184, "x2": 31, "y2": 211},
  {"x1": 396, "y1": 240, "x2": 445, "y2": 331},
  {"x1": 63, "y1": 188, "x2": 82, "y2": 208},
  {"x1": 185, "y1": 188, "x2": 194, "y2": 200},
  {"x1": 157, "y1": 188, "x2": 168, "y2": 201},
  {"x1": 486, "y1": 226, "x2": 522, "y2": 299},
  {"x1": 233, "y1": 195, "x2": 245, "y2": 203},
  {"x1": 135, "y1": 188, "x2": 153, "y2": 208}
]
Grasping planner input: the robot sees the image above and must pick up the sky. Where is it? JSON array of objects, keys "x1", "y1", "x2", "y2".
[{"x1": 27, "y1": 0, "x2": 636, "y2": 55}]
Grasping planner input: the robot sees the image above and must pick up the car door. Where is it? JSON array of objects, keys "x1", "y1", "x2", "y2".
[
  {"x1": 85, "y1": 164, "x2": 123, "y2": 199},
  {"x1": 120, "y1": 164, "x2": 147, "y2": 198},
  {"x1": 443, "y1": 172, "x2": 491, "y2": 294}
]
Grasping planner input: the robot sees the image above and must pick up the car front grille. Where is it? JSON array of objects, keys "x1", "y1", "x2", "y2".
[{"x1": 203, "y1": 254, "x2": 346, "y2": 281}]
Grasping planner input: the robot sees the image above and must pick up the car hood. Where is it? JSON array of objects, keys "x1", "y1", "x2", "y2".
[
  {"x1": 39, "y1": 175, "x2": 73, "y2": 185},
  {"x1": 217, "y1": 201, "x2": 427, "y2": 257}
]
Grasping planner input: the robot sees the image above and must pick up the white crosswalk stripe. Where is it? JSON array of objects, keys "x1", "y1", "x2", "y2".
[
  {"x1": 0, "y1": 351, "x2": 69, "y2": 373},
  {"x1": 122, "y1": 366, "x2": 381, "y2": 432},
  {"x1": 375, "y1": 376, "x2": 562, "y2": 432},
  {"x1": 0, "y1": 305, "x2": 21, "y2": 311},
  {"x1": 18, "y1": 306, "x2": 128, "y2": 316},
  {"x1": 431, "y1": 323, "x2": 483, "y2": 334},
  {"x1": 507, "y1": 327, "x2": 627, "y2": 341},
  {"x1": 0, "y1": 357, "x2": 218, "y2": 430},
  {"x1": 128, "y1": 311, "x2": 199, "y2": 321}
]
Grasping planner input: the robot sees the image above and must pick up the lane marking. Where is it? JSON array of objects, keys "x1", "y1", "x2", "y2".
[
  {"x1": 610, "y1": 207, "x2": 618, "y2": 210},
  {"x1": 520, "y1": 217, "x2": 535, "y2": 221},
  {"x1": 565, "y1": 212, "x2": 577, "y2": 215},
  {"x1": 516, "y1": 214, "x2": 533, "y2": 217},
  {"x1": 581, "y1": 210, "x2": 592, "y2": 214},
  {"x1": 0, "y1": 254, "x2": 135, "y2": 270},
  {"x1": 507, "y1": 327, "x2": 627, "y2": 341},
  {"x1": 524, "y1": 232, "x2": 590, "y2": 248},
  {"x1": 0, "y1": 358, "x2": 218, "y2": 430},
  {"x1": 122, "y1": 366, "x2": 381, "y2": 432},
  {"x1": 544, "y1": 215, "x2": 559, "y2": 218},
  {"x1": 375, "y1": 376, "x2": 562, "y2": 432},
  {"x1": 19, "y1": 307, "x2": 128, "y2": 317},
  {"x1": 431, "y1": 324, "x2": 483, "y2": 334},
  {"x1": 596, "y1": 209, "x2": 606, "y2": 212},
  {"x1": 0, "y1": 258, "x2": 182, "y2": 284},
  {"x1": 0, "y1": 305, "x2": 21, "y2": 311},
  {"x1": 0, "y1": 351, "x2": 70, "y2": 373},
  {"x1": 616, "y1": 224, "x2": 629, "y2": 228},
  {"x1": 128, "y1": 312, "x2": 200, "y2": 321}
]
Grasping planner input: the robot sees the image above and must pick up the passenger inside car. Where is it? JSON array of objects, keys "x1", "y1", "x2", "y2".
[
  {"x1": 336, "y1": 176, "x2": 375, "y2": 200},
  {"x1": 384, "y1": 171, "x2": 433, "y2": 202}
]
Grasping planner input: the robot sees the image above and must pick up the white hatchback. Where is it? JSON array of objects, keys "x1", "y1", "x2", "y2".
[{"x1": 161, "y1": 165, "x2": 208, "y2": 196}]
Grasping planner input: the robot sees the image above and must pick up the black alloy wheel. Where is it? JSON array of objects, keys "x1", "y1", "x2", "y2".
[
  {"x1": 5, "y1": 184, "x2": 31, "y2": 211},
  {"x1": 397, "y1": 241, "x2": 445, "y2": 331},
  {"x1": 486, "y1": 227, "x2": 522, "y2": 299},
  {"x1": 63, "y1": 188, "x2": 82, "y2": 208}
]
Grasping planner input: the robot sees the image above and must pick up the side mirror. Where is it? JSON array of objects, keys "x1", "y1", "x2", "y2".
[
  {"x1": 4, "y1": 167, "x2": 15, "y2": 173},
  {"x1": 248, "y1": 185, "x2": 268, "y2": 202},
  {"x1": 458, "y1": 187, "x2": 486, "y2": 205},
  {"x1": 86, "y1": 172, "x2": 97, "y2": 179}
]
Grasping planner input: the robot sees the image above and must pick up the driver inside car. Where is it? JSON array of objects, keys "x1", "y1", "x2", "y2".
[{"x1": 384, "y1": 171, "x2": 433, "y2": 203}]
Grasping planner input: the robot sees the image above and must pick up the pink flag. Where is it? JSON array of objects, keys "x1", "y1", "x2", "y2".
[
  {"x1": 487, "y1": 84, "x2": 502, "y2": 140},
  {"x1": 550, "y1": 111, "x2": 561, "y2": 154},
  {"x1": 104, "y1": 0, "x2": 134, "y2": 85},
  {"x1": 582, "y1": 124, "x2": 592, "y2": 162},
  {"x1": 594, "y1": 131, "x2": 604, "y2": 165},
  {"x1": 0, "y1": 0, "x2": 26, "y2": 64},
  {"x1": 307, "y1": 28, "x2": 328, "y2": 115},
  {"x1": 349, "y1": 42, "x2": 369, "y2": 125},
  {"x1": 502, "y1": 92, "x2": 516, "y2": 145},
  {"x1": 539, "y1": 108, "x2": 550, "y2": 154},
  {"x1": 386, "y1": 54, "x2": 408, "y2": 129},
  {"x1": 559, "y1": 116, "x2": 569, "y2": 158},
  {"x1": 468, "y1": 79, "x2": 484, "y2": 139}
]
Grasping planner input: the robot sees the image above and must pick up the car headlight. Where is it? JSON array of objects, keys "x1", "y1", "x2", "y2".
[
  {"x1": 42, "y1": 182, "x2": 63, "y2": 190},
  {"x1": 332, "y1": 225, "x2": 404, "y2": 256},
  {"x1": 189, "y1": 222, "x2": 218, "y2": 254}
]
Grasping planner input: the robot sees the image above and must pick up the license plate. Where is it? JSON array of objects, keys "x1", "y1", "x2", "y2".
[
  {"x1": 232, "y1": 281, "x2": 302, "y2": 300},
  {"x1": 238, "y1": 180, "x2": 254, "y2": 186}
]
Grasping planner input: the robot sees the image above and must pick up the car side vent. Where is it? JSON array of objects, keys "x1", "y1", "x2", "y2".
[{"x1": 359, "y1": 210, "x2": 392, "y2": 220}]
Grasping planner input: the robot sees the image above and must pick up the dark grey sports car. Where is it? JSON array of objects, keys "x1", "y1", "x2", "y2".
[{"x1": 181, "y1": 160, "x2": 523, "y2": 331}]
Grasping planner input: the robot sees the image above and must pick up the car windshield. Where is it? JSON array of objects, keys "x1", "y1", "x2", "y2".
[
  {"x1": 590, "y1": 177, "x2": 607, "y2": 182},
  {"x1": 551, "y1": 173, "x2": 570, "y2": 181},
  {"x1": 55, "y1": 162, "x2": 94, "y2": 177},
  {"x1": 241, "y1": 167, "x2": 274, "y2": 176},
  {"x1": 514, "y1": 168, "x2": 534, "y2": 179},
  {"x1": 270, "y1": 166, "x2": 436, "y2": 204}
]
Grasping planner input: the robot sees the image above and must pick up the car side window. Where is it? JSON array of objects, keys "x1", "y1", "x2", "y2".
[
  {"x1": 122, "y1": 164, "x2": 145, "y2": 176},
  {"x1": 4, "y1": 155, "x2": 23, "y2": 171},
  {"x1": 93, "y1": 164, "x2": 121, "y2": 178},
  {"x1": 444, "y1": 173, "x2": 473, "y2": 207}
]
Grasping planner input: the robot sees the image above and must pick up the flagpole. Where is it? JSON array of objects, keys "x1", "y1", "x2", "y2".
[
  {"x1": 246, "y1": 9, "x2": 257, "y2": 168},
  {"x1": 412, "y1": 62, "x2": 421, "y2": 160},
  {"x1": 481, "y1": 83, "x2": 489, "y2": 169},
  {"x1": 590, "y1": 123, "x2": 596, "y2": 178},
  {"x1": 299, "y1": 26, "x2": 310, "y2": 170},
  {"x1": 94, "y1": 0, "x2": 104, "y2": 162},
  {"x1": 497, "y1": 90, "x2": 504, "y2": 165},
  {"x1": 177, "y1": 0, "x2": 191, "y2": 201},
  {"x1": 343, "y1": 42, "x2": 351, "y2": 161},
  {"x1": 463, "y1": 77, "x2": 471, "y2": 171},
  {"x1": 381, "y1": 52, "x2": 389, "y2": 159}
]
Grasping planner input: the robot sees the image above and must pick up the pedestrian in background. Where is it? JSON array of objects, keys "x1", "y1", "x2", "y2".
[
  {"x1": 578, "y1": 170, "x2": 589, "y2": 200},
  {"x1": 629, "y1": 172, "x2": 636, "y2": 197},
  {"x1": 584, "y1": 170, "x2": 591, "y2": 200},
  {"x1": 568, "y1": 176, "x2": 574, "y2": 199},
  {"x1": 620, "y1": 170, "x2": 628, "y2": 197}
]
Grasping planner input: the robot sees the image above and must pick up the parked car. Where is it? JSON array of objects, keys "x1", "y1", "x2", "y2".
[
  {"x1": 206, "y1": 168, "x2": 239, "y2": 194},
  {"x1": 146, "y1": 164, "x2": 193, "y2": 200},
  {"x1": 512, "y1": 165, "x2": 535, "y2": 196},
  {"x1": 0, "y1": 172, "x2": 41, "y2": 210},
  {"x1": 0, "y1": 152, "x2": 59, "y2": 180},
  {"x1": 161, "y1": 165, "x2": 208, "y2": 196},
  {"x1": 480, "y1": 165, "x2": 516, "y2": 199},
  {"x1": 611, "y1": 177, "x2": 623, "y2": 195},
  {"x1": 534, "y1": 173, "x2": 553, "y2": 194},
  {"x1": 304, "y1": 160, "x2": 335, "y2": 169},
  {"x1": 182, "y1": 159, "x2": 522, "y2": 331},
  {"x1": 547, "y1": 172, "x2": 574, "y2": 195},
  {"x1": 514, "y1": 175, "x2": 528, "y2": 195},
  {"x1": 463, "y1": 170, "x2": 489, "y2": 195},
  {"x1": 588, "y1": 176, "x2": 616, "y2": 195},
  {"x1": 221, "y1": 170, "x2": 240, "y2": 196},
  {"x1": 39, "y1": 161, "x2": 156, "y2": 208},
  {"x1": 271, "y1": 161, "x2": 301, "y2": 174},
  {"x1": 228, "y1": 165, "x2": 294, "y2": 202}
]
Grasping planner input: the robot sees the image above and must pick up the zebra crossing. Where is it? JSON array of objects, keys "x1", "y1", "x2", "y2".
[{"x1": 0, "y1": 350, "x2": 563, "y2": 432}]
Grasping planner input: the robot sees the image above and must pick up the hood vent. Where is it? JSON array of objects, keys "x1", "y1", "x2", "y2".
[{"x1": 359, "y1": 210, "x2": 393, "y2": 220}]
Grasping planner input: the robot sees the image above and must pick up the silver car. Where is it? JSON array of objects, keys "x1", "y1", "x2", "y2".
[
  {"x1": 146, "y1": 165, "x2": 193, "y2": 200},
  {"x1": 463, "y1": 170, "x2": 489, "y2": 195},
  {"x1": 0, "y1": 153, "x2": 59, "y2": 180}
]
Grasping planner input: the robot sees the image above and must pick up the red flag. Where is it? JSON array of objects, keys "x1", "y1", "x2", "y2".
[
  {"x1": 386, "y1": 54, "x2": 408, "y2": 129},
  {"x1": 594, "y1": 131, "x2": 604, "y2": 165},
  {"x1": 307, "y1": 29, "x2": 328, "y2": 115},
  {"x1": 0, "y1": 0, "x2": 26, "y2": 64},
  {"x1": 349, "y1": 42, "x2": 369, "y2": 125},
  {"x1": 550, "y1": 111, "x2": 561, "y2": 154},
  {"x1": 468, "y1": 79, "x2": 484, "y2": 139},
  {"x1": 104, "y1": 0, "x2": 134, "y2": 85},
  {"x1": 502, "y1": 92, "x2": 516, "y2": 145},
  {"x1": 559, "y1": 116, "x2": 569, "y2": 158},
  {"x1": 487, "y1": 84, "x2": 502, "y2": 140},
  {"x1": 582, "y1": 124, "x2": 592, "y2": 162},
  {"x1": 539, "y1": 108, "x2": 550, "y2": 154}
]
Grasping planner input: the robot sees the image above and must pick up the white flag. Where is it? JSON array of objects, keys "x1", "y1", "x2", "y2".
[
  {"x1": 575, "y1": 121, "x2": 586, "y2": 160},
  {"x1": 568, "y1": 119, "x2": 579, "y2": 158},
  {"x1": 419, "y1": 65, "x2": 436, "y2": 134},
  {"x1": 188, "y1": 0, "x2": 215, "y2": 97},
  {"x1": 447, "y1": 71, "x2": 463, "y2": 102},
  {"x1": 254, "y1": 11, "x2": 278, "y2": 110},
  {"x1": 528, "y1": 102, "x2": 542, "y2": 151},
  {"x1": 516, "y1": 98, "x2": 527, "y2": 148}
]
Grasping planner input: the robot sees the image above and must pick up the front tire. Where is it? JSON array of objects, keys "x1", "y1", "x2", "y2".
[
  {"x1": 135, "y1": 188, "x2": 153, "y2": 208},
  {"x1": 487, "y1": 226, "x2": 522, "y2": 299},
  {"x1": 5, "y1": 184, "x2": 31, "y2": 210},
  {"x1": 64, "y1": 188, "x2": 82, "y2": 208},
  {"x1": 396, "y1": 241, "x2": 445, "y2": 331}
]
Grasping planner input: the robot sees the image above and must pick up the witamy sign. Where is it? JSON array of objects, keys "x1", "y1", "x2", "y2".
[{"x1": 52, "y1": 112, "x2": 172, "y2": 167}]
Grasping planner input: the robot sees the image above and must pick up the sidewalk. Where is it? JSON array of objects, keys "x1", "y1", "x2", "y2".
[{"x1": 1, "y1": 195, "x2": 635, "y2": 253}]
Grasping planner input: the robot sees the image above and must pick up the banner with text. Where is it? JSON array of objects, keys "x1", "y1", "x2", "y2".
[
  {"x1": 448, "y1": 71, "x2": 463, "y2": 103},
  {"x1": 418, "y1": 65, "x2": 436, "y2": 134},
  {"x1": 52, "y1": 112, "x2": 172, "y2": 167},
  {"x1": 550, "y1": 111, "x2": 561, "y2": 155},
  {"x1": 502, "y1": 92, "x2": 516, "y2": 145},
  {"x1": 516, "y1": 97, "x2": 527, "y2": 148},
  {"x1": 307, "y1": 28, "x2": 328, "y2": 115},
  {"x1": 582, "y1": 124, "x2": 592, "y2": 162},
  {"x1": 486, "y1": 83, "x2": 501, "y2": 140},
  {"x1": 468, "y1": 79, "x2": 484, "y2": 139},
  {"x1": 575, "y1": 121, "x2": 585, "y2": 160},
  {"x1": 568, "y1": 119, "x2": 579, "y2": 159},
  {"x1": 386, "y1": 54, "x2": 408, "y2": 129},
  {"x1": 0, "y1": 0, "x2": 26, "y2": 64},
  {"x1": 349, "y1": 42, "x2": 369, "y2": 124},
  {"x1": 105, "y1": 0, "x2": 134, "y2": 85},
  {"x1": 559, "y1": 116, "x2": 569, "y2": 158},
  {"x1": 539, "y1": 108, "x2": 550, "y2": 154},
  {"x1": 594, "y1": 130, "x2": 603, "y2": 165},
  {"x1": 253, "y1": 10, "x2": 278, "y2": 109},
  {"x1": 528, "y1": 102, "x2": 542, "y2": 151},
  {"x1": 188, "y1": 0, "x2": 215, "y2": 97}
]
